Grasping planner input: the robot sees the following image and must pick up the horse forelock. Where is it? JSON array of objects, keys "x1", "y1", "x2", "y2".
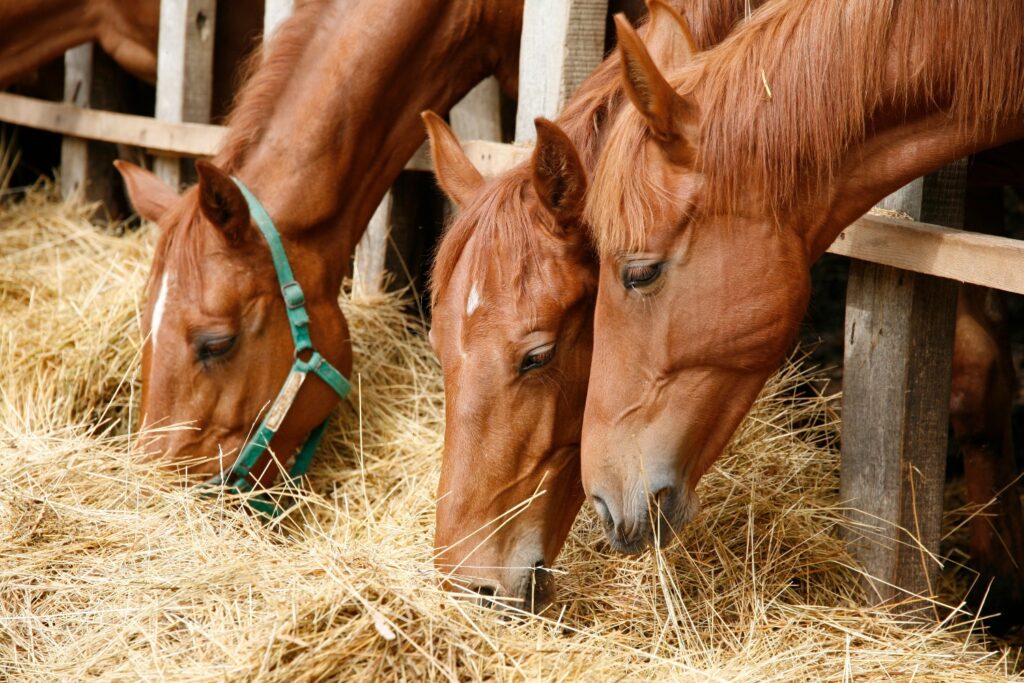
[
  {"x1": 147, "y1": 189, "x2": 205, "y2": 308},
  {"x1": 587, "y1": 0, "x2": 1024, "y2": 254},
  {"x1": 431, "y1": 169, "x2": 545, "y2": 313}
]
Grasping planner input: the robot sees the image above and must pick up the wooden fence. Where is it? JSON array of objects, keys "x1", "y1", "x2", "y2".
[{"x1": 1, "y1": 0, "x2": 1022, "y2": 608}]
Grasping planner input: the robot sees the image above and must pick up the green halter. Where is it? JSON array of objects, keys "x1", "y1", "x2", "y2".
[{"x1": 205, "y1": 177, "x2": 351, "y2": 516}]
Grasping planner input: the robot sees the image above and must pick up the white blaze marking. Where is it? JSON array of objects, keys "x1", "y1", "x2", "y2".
[
  {"x1": 466, "y1": 282, "x2": 482, "y2": 316},
  {"x1": 151, "y1": 272, "x2": 170, "y2": 352}
]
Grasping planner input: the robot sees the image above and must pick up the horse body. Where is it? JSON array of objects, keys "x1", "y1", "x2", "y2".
[
  {"x1": 583, "y1": 0, "x2": 1024, "y2": 556},
  {"x1": 115, "y1": 0, "x2": 523, "y2": 486},
  {"x1": 425, "y1": 0, "x2": 754, "y2": 611},
  {"x1": 0, "y1": 0, "x2": 265, "y2": 120},
  {"x1": 0, "y1": 0, "x2": 159, "y2": 86}
]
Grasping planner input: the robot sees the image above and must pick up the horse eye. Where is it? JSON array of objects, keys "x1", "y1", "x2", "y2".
[
  {"x1": 196, "y1": 335, "x2": 236, "y2": 362},
  {"x1": 622, "y1": 261, "x2": 663, "y2": 290},
  {"x1": 519, "y1": 343, "x2": 556, "y2": 374}
]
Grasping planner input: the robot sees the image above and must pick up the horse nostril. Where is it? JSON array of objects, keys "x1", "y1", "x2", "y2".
[
  {"x1": 651, "y1": 485, "x2": 674, "y2": 507},
  {"x1": 592, "y1": 495, "x2": 613, "y2": 528},
  {"x1": 533, "y1": 559, "x2": 545, "y2": 571},
  {"x1": 475, "y1": 584, "x2": 496, "y2": 598}
]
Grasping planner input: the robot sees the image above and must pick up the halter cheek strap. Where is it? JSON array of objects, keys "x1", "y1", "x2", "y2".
[{"x1": 204, "y1": 177, "x2": 351, "y2": 516}]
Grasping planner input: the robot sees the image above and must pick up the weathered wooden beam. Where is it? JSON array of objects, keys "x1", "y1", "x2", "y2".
[
  {"x1": 840, "y1": 161, "x2": 967, "y2": 605},
  {"x1": 828, "y1": 214, "x2": 1024, "y2": 296},
  {"x1": 514, "y1": 0, "x2": 609, "y2": 142},
  {"x1": 450, "y1": 77, "x2": 503, "y2": 143},
  {"x1": 154, "y1": 0, "x2": 217, "y2": 189},
  {"x1": 0, "y1": 92, "x2": 224, "y2": 156},
  {"x1": 0, "y1": 93, "x2": 541, "y2": 172},
  {"x1": 60, "y1": 44, "x2": 123, "y2": 215},
  {"x1": 352, "y1": 191, "x2": 393, "y2": 297}
]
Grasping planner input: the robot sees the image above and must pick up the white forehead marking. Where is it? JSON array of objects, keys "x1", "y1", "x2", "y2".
[
  {"x1": 466, "y1": 282, "x2": 482, "y2": 317},
  {"x1": 151, "y1": 272, "x2": 170, "y2": 352}
]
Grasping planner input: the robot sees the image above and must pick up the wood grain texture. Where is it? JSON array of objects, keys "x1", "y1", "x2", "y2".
[
  {"x1": 154, "y1": 0, "x2": 217, "y2": 189},
  {"x1": 827, "y1": 215, "x2": 1024, "y2": 295},
  {"x1": 840, "y1": 165, "x2": 965, "y2": 605},
  {"x1": 0, "y1": 95, "x2": 539, "y2": 173},
  {"x1": 0, "y1": 92, "x2": 225, "y2": 155},
  {"x1": 450, "y1": 77, "x2": 503, "y2": 142},
  {"x1": 353, "y1": 191, "x2": 393, "y2": 296},
  {"x1": 60, "y1": 45, "x2": 128, "y2": 216},
  {"x1": 514, "y1": 0, "x2": 609, "y2": 142}
]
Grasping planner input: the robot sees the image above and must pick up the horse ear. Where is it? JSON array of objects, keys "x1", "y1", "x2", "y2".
[
  {"x1": 114, "y1": 160, "x2": 177, "y2": 223},
  {"x1": 615, "y1": 13, "x2": 699, "y2": 163},
  {"x1": 195, "y1": 160, "x2": 252, "y2": 245},
  {"x1": 532, "y1": 117, "x2": 587, "y2": 229},
  {"x1": 421, "y1": 110, "x2": 484, "y2": 207},
  {"x1": 644, "y1": 0, "x2": 699, "y2": 70}
]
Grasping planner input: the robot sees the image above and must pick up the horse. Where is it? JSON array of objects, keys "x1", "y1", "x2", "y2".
[
  {"x1": 112, "y1": 0, "x2": 524, "y2": 492},
  {"x1": 424, "y1": 0, "x2": 751, "y2": 612},
  {"x1": 581, "y1": 0, "x2": 1024, "y2": 600},
  {"x1": 0, "y1": 0, "x2": 267, "y2": 121}
]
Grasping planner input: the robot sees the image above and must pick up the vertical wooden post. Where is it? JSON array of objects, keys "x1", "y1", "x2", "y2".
[
  {"x1": 450, "y1": 77, "x2": 503, "y2": 142},
  {"x1": 264, "y1": 0, "x2": 294, "y2": 39},
  {"x1": 840, "y1": 161, "x2": 967, "y2": 605},
  {"x1": 514, "y1": 0, "x2": 609, "y2": 142},
  {"x1": 352, "y1": 77, "x2": 503, "y2": 297},
  {"x1": 154, "y1": 0, "x2": 217, "y2": 189},
  {"x1": 61, "y1": 44, "x2": 124, "y2": 214},
  {"x1": 352, "y1": 192, "x2": 394, "y2": 297}
]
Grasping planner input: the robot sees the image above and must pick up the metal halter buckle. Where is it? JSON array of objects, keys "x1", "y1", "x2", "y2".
[{"x1": 281, "y1": 281, "x2": 305, "y2": 309}]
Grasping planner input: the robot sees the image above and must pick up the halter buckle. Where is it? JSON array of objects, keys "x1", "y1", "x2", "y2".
[{"x1": 281, "y1": 281, "x2": 306, "y2": 309}]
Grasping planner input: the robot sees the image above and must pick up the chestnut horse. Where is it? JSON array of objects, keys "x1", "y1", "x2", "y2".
[
  {"x1": 113, "y1": 0, "x2": 523, "y2": 488},
  {"x1": 0, "y1": 0, "x2": 265, "y2": 119},
  {"x1": 425, "y1": 0, "x2": 751, "y2": 612},
  {"x1": 582, "y1": 0, "x2": 1024, "y2": 578}
]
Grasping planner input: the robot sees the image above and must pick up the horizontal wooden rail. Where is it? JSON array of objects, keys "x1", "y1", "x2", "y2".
[
  {"x1": 0, "y1": 92, "x2": 224, "y2": 156},
  {"x1": 828, "y1": 213, "x2": 1024, "y2": 295},
  {"x1": 0, "y1": 92, "x2": 531, "y2": 172},
  {"x1": 2, "y1": 93, "x2": 1022, "y2": 294}
]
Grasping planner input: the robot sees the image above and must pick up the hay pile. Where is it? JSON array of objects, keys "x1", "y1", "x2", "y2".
[{"x1": 0, "y1": 183, "x2": 1020, "y2": 682}]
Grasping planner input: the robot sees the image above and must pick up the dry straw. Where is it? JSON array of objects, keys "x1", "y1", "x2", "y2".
[{"x1": 0, "y1": 183, "x2": 1020, "y2": 681}]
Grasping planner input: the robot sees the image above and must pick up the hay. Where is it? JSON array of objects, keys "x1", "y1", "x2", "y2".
[{"x1": 0, "y1": 183, "x2": 1020, "y2": 682}]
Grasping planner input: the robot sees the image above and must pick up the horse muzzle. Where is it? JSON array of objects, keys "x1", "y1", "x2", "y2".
[{"x1": 590, "y1": 480, "x2": 700, "y2": 554}]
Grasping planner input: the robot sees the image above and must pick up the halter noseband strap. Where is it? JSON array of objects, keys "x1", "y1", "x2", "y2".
[{"x1": 205, "y1": 177, "x2": 351, "y2": 515}]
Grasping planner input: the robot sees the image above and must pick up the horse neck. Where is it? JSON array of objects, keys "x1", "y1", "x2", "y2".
[
  {"x1": 803, "y1": 114, "x2": 1024, "y2": 259},
  {"x1": 689, "y1": 0, "x2": 1024, "y2": 260},
  {"x1": 218, "y1": 0, "x2": 521, "y2": 292}
]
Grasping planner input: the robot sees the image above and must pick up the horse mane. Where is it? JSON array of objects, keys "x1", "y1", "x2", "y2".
[
  {"x1": 587, "y1": 0, "x2": 1024, "y2": 253},
  {"x1": 430, "y1": 0, "x2": 752, "y2": 302},
  {"x1": 214, "y1": 0, "x2": 332, "y2": 171},
  {"x1": 148, "y1": 1, "x2": 333, "y2": 294}
]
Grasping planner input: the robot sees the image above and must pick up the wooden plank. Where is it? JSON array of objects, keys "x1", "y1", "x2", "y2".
[
  {"x1": 154, "y1": 0, "x2": 217, "y2": 189},
  {"x1": 0, "y1": 92, "x2": 225, "y2": 156},
  {"x1": 450, "y1": 77, "x2": 503, "y2": 142},
  {"x1": 407, "y1": 139, "x2": 532, "y2": 176},
  {"x1": 514, "y1": 0, "x2": 609, "y2": 142},
  {"x1": 840, "y1": 162, "x2": 966, "y2": 605},
  {"x1": 60, "y1": 45, "x2": 131, "y2": 216},
  {"x1": 263, "y1": 0, "x2": 294, "y2": 38},
  {"x1": 352, "y1": 190, "x2": 393, "y2": 296},
  {"x1": 828, "y1": 214, "x2": 1024, "y2": 296},
  {"x1": 60, "y1": 45, "x2": 100, "y2": 202},
  {"x1": 0, "y1": 93, "x2": 537, "y2": 170}
]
